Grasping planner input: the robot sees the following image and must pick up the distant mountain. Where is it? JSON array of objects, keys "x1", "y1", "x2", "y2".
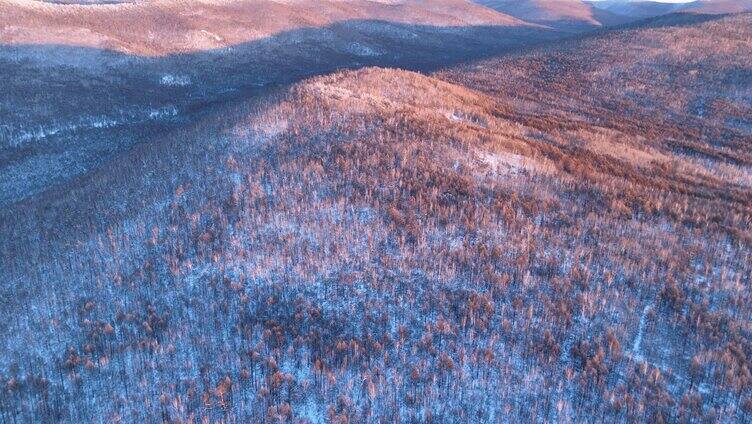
[
  {"x1": 475, "y1": 0, "x2": 602, "y2": 28},
  {"x1": 684, "y1": 0, "x2": 752, "y2": 13},
  {"x1": 474, "y1": 0, "x2": 706, "y2": 29},
  {"x1": 590, "y1": 0, "x2": 752, "y2": 18},
  {"x1": 587, "y1": 0, "x2": 688, "y2": 19}
]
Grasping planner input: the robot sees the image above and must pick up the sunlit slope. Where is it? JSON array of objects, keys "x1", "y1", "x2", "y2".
[
  {"x1": 0, "y1": 0, "x2": 522, "y2": 55},
  {"x1": 440, "y1": 13, "x2": 752, "y2": 178}
]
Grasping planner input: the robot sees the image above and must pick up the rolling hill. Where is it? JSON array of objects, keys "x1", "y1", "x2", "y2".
[{"x1": 1, "y1": 0, "x2": 558, "y2": 206}]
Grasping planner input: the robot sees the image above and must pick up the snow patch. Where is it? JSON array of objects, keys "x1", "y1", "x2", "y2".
[
  {"x1": 446, "y1": 111, "x2": 486, "y2": 128},
  {"x1": 347, "y1": 42, "x2": 382, "y2": 57},
  {"x1": 477, "y1": 150, "x2": 532, "y2": 176},
  {"x1": 448, "y1": 112, "x2": 464, "y2": 122},
  {"x1": 2, "y1": 106, "x2": 179, "y2": 147},
  {"x1": 200, "y1": 29, "x2": 223, "y2": 42},
  {"x1": 160, "y1": 74, "x2": 192, "y2": 87},
  {"x1": 631, "y1": 304, "x2": 653, "y2": 362},
  {"x1": 148, "y1": 106, "x2": 178, "y2": 119}
]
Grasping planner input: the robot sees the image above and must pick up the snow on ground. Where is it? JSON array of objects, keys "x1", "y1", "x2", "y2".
[
  {"x1": 630, "y1": 304, "x2": 653, "y2": 362},
  {"x1": 347, "y1": 42, "x2": 383, "y2": 57},
  {"x1": 160, "y1": 74, "x2": 192, "y2": 86},
  {"x1": 476, "y1": 150, "x2": 534, "y2": 176},
  {"x1": 1, "y1": 106, "x2": 179, "y2": 148},
  {"x1": 200, "y1": 29, "x2": 223, "y2": 42}
]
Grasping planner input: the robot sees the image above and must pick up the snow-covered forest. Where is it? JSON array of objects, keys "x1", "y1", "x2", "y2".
[{"x1": 1, "y1": 1, "x2": 751, "y2": 423}]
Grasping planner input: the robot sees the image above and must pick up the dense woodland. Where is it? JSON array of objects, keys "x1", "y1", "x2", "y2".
[{"x1": 1, "y1": 6, "x2": 751, "y2": 424}]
